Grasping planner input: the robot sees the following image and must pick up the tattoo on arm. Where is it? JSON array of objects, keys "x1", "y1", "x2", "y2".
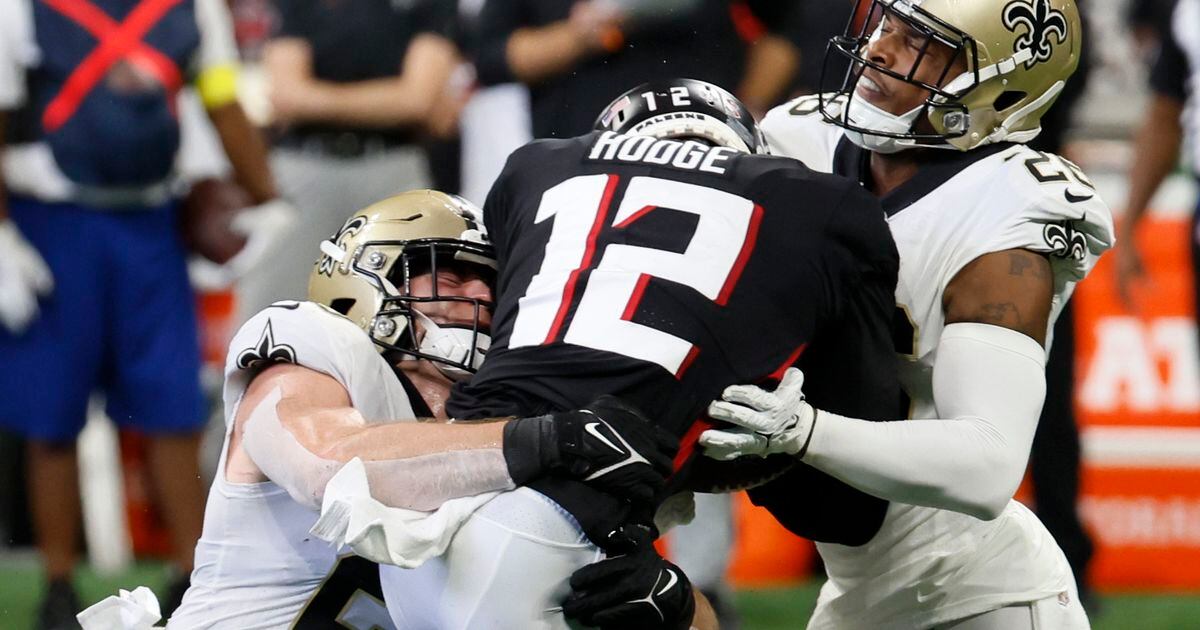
[
  {"x1": 944, "y1": 248, "x2": 1053, "y2": 344},
  {"x1": 977, "y1": 302, "x2": 1023, "y2": 326},
  {"x1": 1007, "y1": 252, "x2": 1049, "y2": 279}
]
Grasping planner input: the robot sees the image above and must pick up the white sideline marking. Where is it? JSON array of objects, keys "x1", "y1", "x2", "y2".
[{"x1": 1084, "y1": 426, "x2": 1200, "y2": 468}]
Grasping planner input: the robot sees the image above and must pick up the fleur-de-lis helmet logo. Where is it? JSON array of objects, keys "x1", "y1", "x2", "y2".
[
  {"x1": 1002, "y1": 0, "x2": 1069, "y2": 68},
  {"x1": 317, "y1": 215, "x2": 368, "y2": 277}
]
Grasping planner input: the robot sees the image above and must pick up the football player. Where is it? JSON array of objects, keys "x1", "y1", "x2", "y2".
[
  {"x1": 164, "y1": 191, "x2": 676, "y2": 629},
  {"x1": 698, "y1": 1, "x2": 1113, "y2": 628},
  {"x1": 367, "y1": 79, "x2": 904, "y2": 629}
]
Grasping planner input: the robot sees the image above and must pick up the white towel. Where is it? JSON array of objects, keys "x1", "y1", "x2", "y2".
[
  {"x1": 310, "y1": 457, "x2": 498, "y2": 568},
  {"x1": 76, "y1": 587, "x2": 161, "y2": 630}
]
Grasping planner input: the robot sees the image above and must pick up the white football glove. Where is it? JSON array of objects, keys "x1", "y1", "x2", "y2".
[
  {"x1": 700, "y1": 367, "x2": 816, "y2": 461},
  {"x1": 188, "y1": 198, "x2": 296, "y2": 289},
  {"x1": 0, "y1": 218, "x2": 54, "y2": 334}
]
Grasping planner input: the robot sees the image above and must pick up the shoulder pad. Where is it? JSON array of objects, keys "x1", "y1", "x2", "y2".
[
  {"x1": 224, "y1": 300, "x2": 373, "y2": 378},
  {"x1": 949, "y1": 146, "x2": 1115, "y2": 283},
  {"x1": 761, "y1": 94, "x2": 844, "y2": 172}
]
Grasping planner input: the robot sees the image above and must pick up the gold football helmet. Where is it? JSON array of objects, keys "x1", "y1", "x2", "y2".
[
  {"x1": 819, "y1": 0, "x2": 1082, "y2": 151},
  {"x1": 308, "y1": 190, "x2": 496, "y2": 378}
]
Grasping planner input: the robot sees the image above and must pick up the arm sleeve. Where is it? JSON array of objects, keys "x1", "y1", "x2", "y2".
[
  {"x1": 802, "y1": 322, "x2": 1046, "y2": 520},
  {"x1": 240, "y1": 387, "x2": 515, "y2": 512},
  {"x1": 271, "y1": 0, "x2": 312, "y2": 40},
  {"x1": 412, "y1": 0, "x2": 459, "y2": 39},
  {"x1": 1149, "y1": 25, "x2": 1189, "y2": 102},
  {"x1": 225, "y1": 304, "x2": 515, "y2": 512},
  {"x1": 192, "y1": 0, "x2": 240, "y2": 108}
]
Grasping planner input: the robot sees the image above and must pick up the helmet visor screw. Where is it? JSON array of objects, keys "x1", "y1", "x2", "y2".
[
  {"x1": 366, "y1": 251, "x2": 388, "y2": 270},
  {"x1": 943, "y1": 112, "x2": 967, "y2": 133},
  {"x1": 374, "y1": 317, "x2": 397, "y2": 337}
]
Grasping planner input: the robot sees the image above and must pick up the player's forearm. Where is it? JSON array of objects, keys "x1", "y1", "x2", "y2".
[
  {"x1": 207, "y1": 102, "x2": 278, "y2": 203},
  {"x1": 737, "y1": 34, "x2": 799, "y2": 117},
  {"x1": 302, "y1": 35, "x2": 459, "y2": 128},
  {"x1": 691, "y1": 587, "x2": 720, "y2": 630},
  {"x1": 298, "y1": 409, "x2": 509, "y2": 464},
  {"x1": 506, "y1": 23, "x2": 592, "y2": 85},
  {"x1": 248, "y1": 389, "x2": 516, "y2": 511},
  {"x1": 803, "y1": 324, "x2": 1045, "y2": 520},
  {"x1": 279, "y1": 400, "x2": 519, "y2": 511},
  {"x1": 1121, "y1": 94, "x2": 1184, "y2": 235},
  {"x1": 303, "y1": 79, "x2": 434, "y2": 128}
]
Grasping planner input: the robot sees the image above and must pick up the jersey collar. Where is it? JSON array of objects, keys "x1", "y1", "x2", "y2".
[{"x1": 832, "y1": 138, "x2": 1016, "y2": 217}]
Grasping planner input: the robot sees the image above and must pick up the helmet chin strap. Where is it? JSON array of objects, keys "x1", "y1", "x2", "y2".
[
  {"x1": 410, "y1": 309, "x2": 490, "y2": 382},
  {"x1": 843, "y1": 94, "x2": 924, "y2": 154}
]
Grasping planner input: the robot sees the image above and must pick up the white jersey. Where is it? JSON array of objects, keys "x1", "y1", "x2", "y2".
[
  {"x1": 169, "y1": 301, "x2": 410, "y2": 629},
  {"x1": 762, "y1": 95, "x2": 1114, "y2": 629}
]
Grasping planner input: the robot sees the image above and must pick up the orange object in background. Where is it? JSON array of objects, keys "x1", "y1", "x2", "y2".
[
  {"x1": 120, "y1": 431, "x2": 172, "y2": 558},
  {"x1": 1075, "y1": 217, "x2": 1197, "y2": 429},
  {"x1": 727, "y1": 493, "x2": 815, "y2": 587},
  {"x1": 1081, "y1": 467, "x2": 1200, "y2": 590},
  {"x1": 197, "y1": 290, "x2": 237, "y2": 366},
  {"x1": 1074, "y1": 216, "x2": 1200, "y2": 590}
]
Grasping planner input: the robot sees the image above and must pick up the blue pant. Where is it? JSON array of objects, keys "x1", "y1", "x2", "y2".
[{"x1": 0, "y1": 196, "x2": 204, "y2": 443}]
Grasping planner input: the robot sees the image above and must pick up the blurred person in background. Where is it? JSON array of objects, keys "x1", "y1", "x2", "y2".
[
  {"x1": 1126, "y1": 0, "x2": 1179, "y2": 58},
  {"x1": 1117, "y1": 1, "x2": 1195, "y2": 327},
  {"x1": 472, "y1": 0, "x2": 801, "y2": 140},
  {"x1": 454, "y1": 0, "x2": 535, "y2": 205},
  {"x1": 238, "y1": 0, "x2": 464, "y2": 323},
  {"x1": 0, "y1": 0, "x2": 285, "y2": 626}
]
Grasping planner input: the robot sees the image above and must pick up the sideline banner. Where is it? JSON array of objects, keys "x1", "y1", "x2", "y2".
[{"x1": 1075, "y1": 215, "x2": 1200, "y2": 589}]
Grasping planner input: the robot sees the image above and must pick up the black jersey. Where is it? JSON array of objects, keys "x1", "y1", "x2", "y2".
[{"x1": 448, "y1": 131, "x2": 900, "y2": 544}]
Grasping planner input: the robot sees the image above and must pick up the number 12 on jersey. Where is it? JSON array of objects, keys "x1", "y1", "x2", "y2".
[{"x1": 509, "y1": 174, "x2": 762, "y2": 376}]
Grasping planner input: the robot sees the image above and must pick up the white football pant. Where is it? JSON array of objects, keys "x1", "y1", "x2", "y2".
[
  {"x1": 934, "y1": 585, "x2": 1090, "y2": 630},
  {"x1": 380, "y1": 487, "x2": 602, "y2": 629}
]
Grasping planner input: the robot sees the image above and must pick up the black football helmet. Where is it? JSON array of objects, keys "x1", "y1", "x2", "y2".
[{"x1": 594, "y1": 78, "x2": 767, "y2": 154}]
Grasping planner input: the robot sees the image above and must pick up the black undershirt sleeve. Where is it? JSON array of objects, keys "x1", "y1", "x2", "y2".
[
  {"x1": 473, "y1": 0, "x2": 527, "y2": 85},
  {"x1": 271, "y1": 0, "x2": 312, "y2": 40},
  {"x1": 1149, "y1": 24, "x2": 1190, "y2": 101}
]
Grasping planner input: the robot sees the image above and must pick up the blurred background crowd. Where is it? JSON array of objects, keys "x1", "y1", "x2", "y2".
[{"x1": 0, "y1": 0, "x2": 1195, "y2": 628}]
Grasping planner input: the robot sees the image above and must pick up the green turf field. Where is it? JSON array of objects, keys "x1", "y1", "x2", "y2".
[{"x1": 2, "y1": 558, "x2": 1199, "y2": 629}]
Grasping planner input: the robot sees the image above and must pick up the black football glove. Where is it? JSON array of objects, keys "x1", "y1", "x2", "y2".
[
  {"x1": 563, "y1": 544, "x2": 696, "y2": 630},
  {"x1": 502, "y1": 395, "x2": 678, "y2": 503}
]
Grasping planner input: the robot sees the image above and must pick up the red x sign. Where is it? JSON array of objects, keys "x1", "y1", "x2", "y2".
[{"x1": 41, "y1": 0, "x2": 186, "y2": 133}]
